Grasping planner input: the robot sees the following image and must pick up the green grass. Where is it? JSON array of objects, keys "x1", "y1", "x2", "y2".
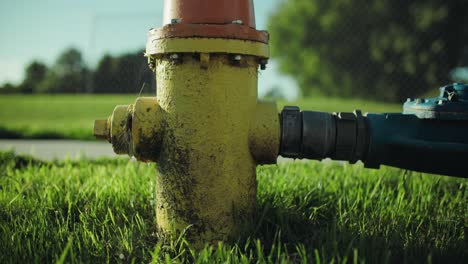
[
  {"x1": 0, "y1": 151, "x2": 466, "y2": 263},
  {"x1": 0, "y1": 95, "x2": 139, "y2": 140},
  {"x1": 0, "y1": 95, "x2": 402, "y2": 140}
]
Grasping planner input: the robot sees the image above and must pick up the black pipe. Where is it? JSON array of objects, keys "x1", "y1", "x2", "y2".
[{"x1": 279, "y1": 107, "x2": 468, "y2": 178}]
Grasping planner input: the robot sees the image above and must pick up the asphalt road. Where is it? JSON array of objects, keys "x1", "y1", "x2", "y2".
[
  {"x1": 0, "y1": 140, "x2": 317, "y2": 164},
  {"x1": 0, "y1": 140, "x2": 118, "y2": 160}
]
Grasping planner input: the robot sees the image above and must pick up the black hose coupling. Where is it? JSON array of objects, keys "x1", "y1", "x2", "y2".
[{"x1": 279, "y1": 106, "x2": 369, "y2": 163}]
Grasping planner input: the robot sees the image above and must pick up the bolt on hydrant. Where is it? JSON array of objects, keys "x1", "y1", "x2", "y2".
[
  {"x1": 95, "y1": 0, "x2": 468, "y2": 245},
  {"x1": 94, "y1": 0, "x2": 279, "y2": 243}
]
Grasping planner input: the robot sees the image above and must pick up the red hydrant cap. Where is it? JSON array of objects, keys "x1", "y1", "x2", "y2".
[{"x1": 163, "y1": 0, "x2": 256, "y2": 28}]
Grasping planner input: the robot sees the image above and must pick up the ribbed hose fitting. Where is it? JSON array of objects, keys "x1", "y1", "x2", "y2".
[{"x1": 279, "y1": 106, "x2": 369, "y2": 163}]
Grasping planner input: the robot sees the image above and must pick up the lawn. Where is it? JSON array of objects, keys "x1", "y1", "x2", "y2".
[
  {"x1": 0, "y1": 151, "x2": 466, "y2": 263},
  {"x1": 0, "y1": 94, "x2": 402, "y2": 140},
  {"x1": 0, "y1": 95, "x2": 139, "y2": 140}
]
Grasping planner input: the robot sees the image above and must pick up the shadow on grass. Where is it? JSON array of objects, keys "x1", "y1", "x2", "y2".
[
  {"x1": 0, "y1": 150, "x2": 124, "y2": 170},
  {"x1": 0, "y1": 150, "x2": 46, "y2": 169},
  {"x1": 1, "y1": 151, "x2": 465, "y2": 263},
  {"x1": 251, "y1": 195, "x2": 467, "y2": 263},
  {"x1": 0, "y1": 126, "x2": 95, "y2": 140}
]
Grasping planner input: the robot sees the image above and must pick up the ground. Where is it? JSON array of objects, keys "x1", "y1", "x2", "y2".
[
  {"x1": 0, "y1": 151, "x2": 466, "y2": 263},
  {"x1": 0, "y1": 95, "x2": 465, "y2": 263}
]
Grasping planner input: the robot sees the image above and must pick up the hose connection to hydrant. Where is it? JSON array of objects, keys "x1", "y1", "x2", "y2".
[
  {"x1": 279, "y1": 83, "x2": 468, "y2": 177},
  {"x1": 94, "y1": 0, "x2": 468, "y2": 245},
  {"x1": 280, "y1": 107, "x2": 369, "y2": 163}
]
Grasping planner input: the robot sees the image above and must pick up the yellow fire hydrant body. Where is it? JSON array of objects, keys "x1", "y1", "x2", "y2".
[{"x1": 94, "y1": 0, "x2": 280, "y2": 243}]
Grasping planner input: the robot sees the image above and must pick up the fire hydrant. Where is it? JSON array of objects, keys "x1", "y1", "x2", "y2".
[
  {"x1": 94, "y1": 0, "x2": 279, "y2": 243},
  {"x1": 95, "y1": 0, "x2": 468, "y2": 245}
]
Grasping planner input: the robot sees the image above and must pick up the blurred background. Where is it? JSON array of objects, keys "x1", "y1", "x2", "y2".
[
  {"x1": 0, "y1": 0, "x2": 467, "y2": 158},
  {"x1": 0, "y1": 0, "x2": 297, "y2": 98}
]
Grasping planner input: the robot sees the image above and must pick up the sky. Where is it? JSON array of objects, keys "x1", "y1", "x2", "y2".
[{"x1": 0, "y1": 0, "x2": 298, "y2": 98}]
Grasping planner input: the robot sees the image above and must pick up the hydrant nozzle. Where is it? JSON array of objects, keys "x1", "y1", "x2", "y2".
[
  {"x1": 94, "y1": 98, "x2": 164, "y2": 161},
  {"x1": 93, "y1": 119, "x2": 109, "y2": 140}
]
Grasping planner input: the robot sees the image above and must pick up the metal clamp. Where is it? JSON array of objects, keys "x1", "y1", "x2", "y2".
[
  {"x1": 333, "y1": 112, "x2": 357, "y2": 161},
  {"x1": 280, "y1": 106, "x2": 302, "y2": 158},
  {"x1": 353, "y1": 110, "x2": 368, "y2": 163}
]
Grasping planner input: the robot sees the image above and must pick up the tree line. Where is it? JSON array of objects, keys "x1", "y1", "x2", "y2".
[
  {"x1": 0, "y1": 48, "x2": 154, "y2": 94},
  {"x1": 269, "y1": 0, "x2": 468, "y2": 101}
]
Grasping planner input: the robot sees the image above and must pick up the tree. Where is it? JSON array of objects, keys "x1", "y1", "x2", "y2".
[
  {"x1": 39, "y1": 48, "x2": 88, "y2": 93},
  {"x1": 18, "y1": 61, "x2": 48, "y2": 93},
  {"x1": 113, "y1": 51, "x2": 154, "y2": 94},
  {"x1": 92, "y1": 50, "x2": 154, "y2": 94},
  {"x1": 93, "y1": 54, "x2": 118, "y2": 93},
  {"x1": 269, "y1": 0, "x2": 468, "y2": 101},
  {"x1": 0, "y1": 83, "x2": 18, "y2": 94},
  {"x1": 16, "y1": 47, "x2": 154, "y2": 94}
]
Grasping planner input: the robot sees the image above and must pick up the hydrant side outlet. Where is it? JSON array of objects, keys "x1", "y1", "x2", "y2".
[
  {"x1": 250, "y1": 101, "x2": 281, "y2": 164},
  {"x1": 110, "y1": 105, "x2": 134, "y2": 155},
  {"x1": 131, "y1": 97, "x2": 164, "y2": 162}
]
